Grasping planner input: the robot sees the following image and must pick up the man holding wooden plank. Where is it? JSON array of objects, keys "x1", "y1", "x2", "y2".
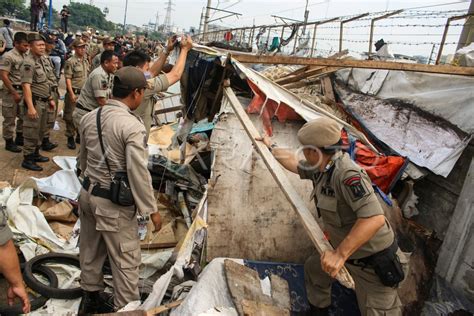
[{"x1": 258, "y1": 117, "x2": 408, "y2": 316}]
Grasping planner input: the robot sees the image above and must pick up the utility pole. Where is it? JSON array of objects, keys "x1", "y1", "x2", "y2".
[
  {"x1": 302, "y1": 0, "x2": 310, "y2": 34},
  {"x1": 203, "y1": 0, "x2": 212, "y2": 40},
  {"x1": 123, "y1": 0, "x2": 129, "y2": 33},
  {"x1": 457, "y1": 0, "x2": 474, "y2": 50},
  {"x1": 154, "y1": 11, "x2": 160, "y2": 32},
  {"x1": 198, "y1": 7, "x2": 205, "y2": 39}
]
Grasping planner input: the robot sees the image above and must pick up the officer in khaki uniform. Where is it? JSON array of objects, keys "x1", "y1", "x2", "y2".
[
  {"x1": 41, "y1": 34, "x2": 60, "y2": 152},
  {"x1": 0, "y1": 208, "x2": 31, "y2": 314},
  {"x1": 77, "y1": 67, "x2": 162, "y2": 313},
  {"x1": 91, "y1": 37, "x2": 115, "y2": 71},
  {"x1": 122, "y1": 35, "x2": 193, "y2": 137},
  {"x1": 20, "y1": 33, "x2": 56, "y2": 171},
  {"x1": 64, "y1": 38, "x2": 89, "y2": 149},
  {"x1": 73, "y1": 49, "x2": 117, "y2": 141},
  {"x1": 259, "y1": 117, "x2": 409, "y2": 316},
  {"x1": 0, "y1": 32, "x2": 29, "y2": 152}
]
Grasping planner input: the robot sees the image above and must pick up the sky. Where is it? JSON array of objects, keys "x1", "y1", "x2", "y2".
[{"x1": 53, "y1": 0, "x2": 471, "y2": 57}]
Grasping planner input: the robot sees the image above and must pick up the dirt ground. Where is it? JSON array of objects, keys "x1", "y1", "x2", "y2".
[{"x1": 0, "y1": 77, "x2": 73, "y2": 185}]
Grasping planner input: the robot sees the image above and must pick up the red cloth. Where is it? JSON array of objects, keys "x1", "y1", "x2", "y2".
[{"x1": 246, "y1": 80, "x2": 302, "y2": 136}]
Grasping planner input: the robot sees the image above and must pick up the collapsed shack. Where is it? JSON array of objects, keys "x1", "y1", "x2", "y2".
[{"x1": 1, "y1": 45, "x2": 473, "y2": 315}]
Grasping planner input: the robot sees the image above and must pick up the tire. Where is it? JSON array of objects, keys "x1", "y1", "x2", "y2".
[
  {"x1": 0, "y1": 265, "x2": 58, "y2": 315},
  {"x1": 23, "y1": 253, "x2": 82, "y2": 299}
]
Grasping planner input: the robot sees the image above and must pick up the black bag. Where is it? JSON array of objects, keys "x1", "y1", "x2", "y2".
[
  {"x1": 97, "y1": 107, "x2": 135, "y2": 207},
  {"x1": 369, "y1": 240, "x2": 405, "y2": 287}
]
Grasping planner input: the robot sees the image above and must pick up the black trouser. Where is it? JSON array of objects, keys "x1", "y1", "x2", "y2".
[
  {"x1": 31, "y1": 13, "x2": 39, "y2": 31},
  {"x1": 61, "y1": 19, "x2": 68, "y2": 33}
]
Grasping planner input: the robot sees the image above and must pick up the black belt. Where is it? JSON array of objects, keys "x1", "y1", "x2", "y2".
[
  {"x1": 13, "y1": 84, "x2": 22, "y2": 90},
  {"x1": 76, "y1": 102, "x2": 91, "y2": 112},
  {"x1": 33, "y1": 95, "x2": 50, "y2": 102},
  {"x1": 347, "y1": 239, "x2": 398, "y2": 267},
  {"x1": 82, "y1": 177, "x2": 111, "y2": 200}
]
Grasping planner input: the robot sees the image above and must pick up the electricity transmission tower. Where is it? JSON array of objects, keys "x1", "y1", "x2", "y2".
[{"x1": 163, "y1": 0, "x2": 174, "y2": 34}]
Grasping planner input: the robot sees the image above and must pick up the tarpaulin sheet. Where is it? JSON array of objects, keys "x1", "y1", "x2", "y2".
[
  {"x1": 335, "y1": 83, "x2": 470, "y2": 177},
  {"x1": 336, "y1": 68, "x2": 474, "y2": 135}
]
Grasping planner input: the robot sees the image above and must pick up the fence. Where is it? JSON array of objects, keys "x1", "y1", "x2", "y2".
[{"x1": 192, "y1": 9, "x2": 473, "y2": 65}]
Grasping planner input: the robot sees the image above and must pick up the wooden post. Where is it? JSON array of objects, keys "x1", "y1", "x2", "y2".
[
  {"x1": 223, "y1": 87, "x2": 355, "y2": 290},
  {"x1": 230, "y1": 53, "x2": 474, "y2": 76},
  {"x1": 339, "y1": 13, "x2": 369, "y2": 52},
  {"x1": 436, "y1": 13, "x2": 474, "y2": 65},
  {"x1": 292, "y1": 25, "x2": 300, "y2": 54},
  {"x1": 368, "y1": 10, "x2": 403, "y2": 58}
]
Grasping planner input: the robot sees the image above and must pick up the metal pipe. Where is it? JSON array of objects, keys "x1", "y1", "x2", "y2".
[
  {"x1": 436, "y1": 13, "x2": 474, "y2": 64},
  {"x1": 339, "y1": 13, "x2": 369, "y2": 52},
  {"x1": 310, "y1": 17, "x2": 338, "y2": 57},
  {"x1": 368, "y1": 10, "x2": 403, "y2": 58}
]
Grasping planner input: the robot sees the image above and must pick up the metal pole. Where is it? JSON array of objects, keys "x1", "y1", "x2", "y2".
[
  {"x1": 436, "y1": 13, "x2": 474, "y2": 64},
  {"x1": 198, "y1": 8, "x2": 204, "y2": 39},
  {"x1": 457, "y1": 0, "x2": 474, "y2": 50},
  {"x1": 48, "y1": 0, "x2": 53, "y2": 29},
  {"x1": 123, "y1": 0, "x2": 129, "y2": 33},
  {"x1": 368, "y1": 10, "x2": 403, "y2": 58},
  {"x1": 339, "y1": 13, "x2": 369, "y2": 52},
  {"x1": 310, "y1": 17, "x2": 338, "y2": 57},
  {"x1": 293, "y1": 26, "x2": 299, "y2": 54},
  {"x1": 203, "y1": 0, "x2": 212, "y2": 40}
]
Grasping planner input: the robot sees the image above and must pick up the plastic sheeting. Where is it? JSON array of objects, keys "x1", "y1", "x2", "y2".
[
  {"x1": 32, "y1": 170, "x2": 81, "y2": 200},
  {"x1": 335, "y1": 84, "x2": 470, "y2": 177},
  {"x1": 336, "y1": 68, "x2": 474, "y2": 135}
]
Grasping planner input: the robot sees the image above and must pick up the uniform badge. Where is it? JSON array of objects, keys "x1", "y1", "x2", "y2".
[
  {"x1": 24, "y1": 64, "x2": 32, "y2": 72},
  {"x1": 101, "y1": 80, "x2": 107, "y2": 89},
  {"x1": 344, "y1": 175, "x2": 367, "y2": 201}
]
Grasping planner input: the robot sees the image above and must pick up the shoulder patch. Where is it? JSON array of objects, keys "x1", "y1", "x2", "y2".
[
  {"x1": 23, "y1": 64, "x2": 31, "y2": 71},
  {"x1": 343, "y1": 175, "x2": 367, "y2": 201},
  {"x1": 101, "y1": 80, "x2": 107, "y2": 89}
]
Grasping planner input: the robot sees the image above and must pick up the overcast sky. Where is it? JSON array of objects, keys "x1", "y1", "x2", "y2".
[{"x1": 55, "y1": 0, "x2": 471, "y2": 57}]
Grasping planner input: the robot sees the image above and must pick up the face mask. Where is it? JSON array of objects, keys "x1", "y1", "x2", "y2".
[{"x1": 144, "y1": 71, "x2": 152, "y2": 79}]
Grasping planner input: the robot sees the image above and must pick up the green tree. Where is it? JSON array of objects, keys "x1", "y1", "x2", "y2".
[
  {"x1": 0, "y1": 0, "x2": 26, "y2": 17},
  {"x1": 68, "y1": 3, "x2": 116, "y2": 31}
]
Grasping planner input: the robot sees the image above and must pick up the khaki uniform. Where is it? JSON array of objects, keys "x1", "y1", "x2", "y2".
[
  {"x1": 298, "y1": 151, "x2": 408, "y2": 316},
  {"x1": 0, "y1": 207, "x2": 13, "y2": 246},
  {"x1": 64, "y1": 55, "x2": 89, "y2": 137},
  {"x1": 133, "y1": 74, "x2": 169, "y2": 137},
  {"x1": 78, "y1": 99, "x2": 157, "y2": 309},
  {"x1": 20, "y1": 55, "x2": 55, "y2": 155},
  {"x1": 73, "y1": 66, "x2": 113, "y2": 128},
  {"x1": 91, "y1": 52, "x2": 101, "y2": 70},
  {"x1": 0, "y1": 48, "x2": 26, "y2": 140},
  {"x1": 44, "y1": 57, "x2": 59, "y2": 138}
]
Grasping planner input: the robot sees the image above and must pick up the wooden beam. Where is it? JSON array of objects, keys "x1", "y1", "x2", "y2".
[
  {"x1": 146, "y1": 299, "x2": 184, "y2": 315},
  {"x1": 275, "y1": 66, "x2": 327, "y2": 85},
  {"x1": 321, "y1": 76, "x2": 336, "y2": 102},
  {"x1": 223, "y1": 87, "x2": 355, "y2": 290},
  {"x1": 231, "y1": 53, "x2": 474, "y2": 76},
  {"x1": 283, "y1": 67, "x2": 341, "y2": 89}
]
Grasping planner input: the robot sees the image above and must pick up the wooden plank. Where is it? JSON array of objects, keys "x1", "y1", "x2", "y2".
[
  {"x1": 242, "y1": 299, "x2": 290, "y2": 316},
  {"x1": 223, "y1": 87, "x2": 355, "y2": 289},
  {"x1": 275, "y1": 66, "x2": 327, "y2": 85},
  {"x1": 321, "y1": 76, "x2": 336, "y2": 102},
  {"x1": 146, "y1": 299, "x2": 183, "y2": 315},
  {"x1": 282, "y1": 68, "x2": 340, "y2": 89},
  {"x1": 231, "y1": 53, "x2": 474, "y2": 76}
]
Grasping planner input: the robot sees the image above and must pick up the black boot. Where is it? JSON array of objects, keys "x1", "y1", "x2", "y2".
[
  {"x1": 75, "y1": 133, "x2": 80, "y2": 144},
  {"x1": 41, "y1": 137, "x2": 58, "y2": 151},
  {"x1": 78, "y1": 291, "x2": 115, "y2": 315},
  {"x1": 33, "y1": 148, "x2": 49, "y2": 163},
  {"x1": 5, "y1": 139, "x2": 22, "y2": 153},
  {"x1": 308, "y1": 304, "x2": 330, "y2": 316},
  {"x1": 15, "y1": 132, "x2": 23, "y2": 146},
  {"x1": 22, "y1": 154, "x2": 43, "y2": 171},
  {"x1": 67, "y1": 136, "x2": 76, "y2": 149}
]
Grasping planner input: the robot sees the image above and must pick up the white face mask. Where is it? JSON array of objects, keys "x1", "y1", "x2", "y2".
[{"x1": 144, "y1": 71, "x2": 152, "y2": 79}]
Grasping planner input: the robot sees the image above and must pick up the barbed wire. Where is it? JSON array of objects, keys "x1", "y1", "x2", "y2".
[{"x1": 313, "y1": 37, "x2": 458, "y2": 46}]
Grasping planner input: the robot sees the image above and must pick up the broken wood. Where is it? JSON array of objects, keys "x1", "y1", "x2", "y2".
[
  {"x1": 321, "y1": 76, "x2": 336, "y2": 102},
  {"x1": 146, "y1": 299, "x2": 184, "y2": 315},
  {"x1": 282, "y1": 68, "x2": 340, "y2": 89},
  {"x1": 231, "y1": 53, "x2": 474, "y2": 76},
  {"x1": 223, "y1": 87, "x2": 355, "y2": 289},
  {"x1": 275, "y1": 66, "x2": 327, "y2": 85}
]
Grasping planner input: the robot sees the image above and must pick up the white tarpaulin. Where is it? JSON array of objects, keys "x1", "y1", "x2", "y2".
[
  {"x1": 32, "y1": 170, "x2": 81, "y2": 200},
  {"x1": 335, "y1": 84, "x2": 471, "y2": 177},
  {"x1": 336, "y1": 68, "x2": 474, "y2": 135}
]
